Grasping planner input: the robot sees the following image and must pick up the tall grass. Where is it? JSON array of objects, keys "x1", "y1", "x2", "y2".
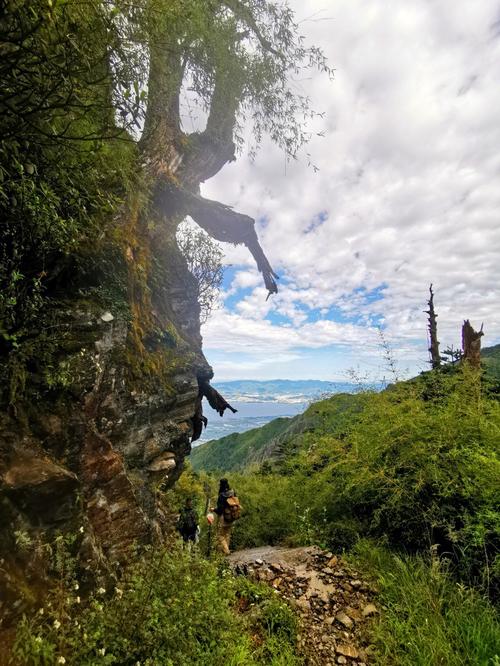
[{"x1": 352, "y1": 541, "x2": 500, "y2": 666}]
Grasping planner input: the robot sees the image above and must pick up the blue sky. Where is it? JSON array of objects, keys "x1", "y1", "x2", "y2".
[{"x1": 191, "y1": 0, "x2": 500, "y2": 381}]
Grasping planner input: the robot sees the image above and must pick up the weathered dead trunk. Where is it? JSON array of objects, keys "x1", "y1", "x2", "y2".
[
  {"x1": 462, "y1": 320, "x2": 484, "y2": 369},
  {"x1": 424, "y1": 284, "x2": 441, "y2": 369}
]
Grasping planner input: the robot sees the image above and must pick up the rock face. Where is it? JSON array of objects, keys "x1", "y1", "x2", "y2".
[{"x1": 0, "y1": 214, "x2": 214, "y2": 624}]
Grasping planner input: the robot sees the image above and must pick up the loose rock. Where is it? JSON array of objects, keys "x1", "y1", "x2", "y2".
[
  {"x1": 229, "y1": 546, "x2": 378, "y2": 664},
  {"x1": 362, "y1": 603, "x2": 378, "y2": 618}
]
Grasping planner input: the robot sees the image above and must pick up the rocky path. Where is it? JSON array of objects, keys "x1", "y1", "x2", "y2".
[{"x1": 228, "y1": 546, "x2": 379, "y2": 665}]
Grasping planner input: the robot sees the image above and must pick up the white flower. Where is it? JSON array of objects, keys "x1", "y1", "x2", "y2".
[
  {"x1": 73, "y1": 582, "x2": 79, "y2": 591},
  {"x1": 114, "y1": 587, "x2": 123, "y2": 598},
  {"x1": 79, "y1": 526, "x2": 84, "y2": 534},
  {"x1": 57, "y1": 658, "x2": 66, "y2": 664},
  {"x1": 97, "y1": 587, "x2": 106, "y2": 595},
  {"x1": 38, "y1": 608, "x2": 44, "y2": 615},
  {"x1": 76, "y1": 596, "x2": 81, "y2": 604},
  {"x1": 98, "y1": 648, "x2": 106, "y2": 656},
  {"x1": 53, "y1": 619, "x2": 61, "y2": 630}
]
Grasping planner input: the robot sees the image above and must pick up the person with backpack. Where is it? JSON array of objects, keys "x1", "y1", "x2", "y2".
[
  {"x1": 213, "y1": 478, "x2": 240, "y2": 555},
  {"x1": 176, "y1": 497, "x2": 199, "y2": 549}
]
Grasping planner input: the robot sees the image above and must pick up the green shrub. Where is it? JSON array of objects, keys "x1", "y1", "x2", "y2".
[{"x1": 13, "y1": 541, "x2": 301, "y2": 666}]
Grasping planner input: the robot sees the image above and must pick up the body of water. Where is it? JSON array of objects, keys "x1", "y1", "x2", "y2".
[{"x1": 195, "y1": 399, "x2": 307, "y2": 444}]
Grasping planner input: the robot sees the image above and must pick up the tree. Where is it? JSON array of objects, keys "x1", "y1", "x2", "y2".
[
  {"x1": 138, "y1": 0, "x2": 331, "y2": 293},
  {"x1": 424, "y1": 283, "x2": 441, "y2": 369},
  {"x1": 462, "y1": 320, "x2": 484, "y2": 369},
  {"x1": 126, "y1": 0, "x2": 331, "y2": 423},
  {"x1": 177, "y1": 222, "x2": 224, "y2": 323},
  {"x1": 0, "y1": 0, "x2": 331, "y2": 410}
]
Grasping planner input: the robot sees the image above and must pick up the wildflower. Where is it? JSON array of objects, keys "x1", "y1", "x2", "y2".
[
  {"x1": 114, "y1": 586, "x2": 123, "y2": 598},
  {"x1": 57, "y1": 657, "x2": 66, "y2": 664},
  {"x1": 97, "y1": 587, "x2": 106, "y2": 595},
  {"x1": 79, "y1": 526, "x2": 84, "y2": 534},
  {"x1": 98, "y1": 648, "x2": 106, "y2": 656},
  {"x1": 76, "y1": 596, "x2": 81, "y2": 604},
  {"x1": 53, "y1": 619, "x2": 61, "y2": 630},
  {"x1": 38, "y1": 608, "x2": 44, "y2": 615},
  {"x1": 74, "y1": 582, "x2": 79, "y2": 591}
]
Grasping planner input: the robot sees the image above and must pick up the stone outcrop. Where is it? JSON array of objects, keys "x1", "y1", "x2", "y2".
[{"x1": 0, "y1": 218, "x2": 218, "y2": 625}]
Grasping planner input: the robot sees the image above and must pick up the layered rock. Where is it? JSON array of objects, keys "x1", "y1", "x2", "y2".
[{"x1": 0, "y1": 216, "x2": 215, "y2": 624}]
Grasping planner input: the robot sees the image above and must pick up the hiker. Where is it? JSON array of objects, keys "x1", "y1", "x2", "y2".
[
  {"x1": 213, "y1": 478, "x2": 240, "y2": 555},
  {"x1": 176, "y1": 498, "x2": 199, "y2": 549}
]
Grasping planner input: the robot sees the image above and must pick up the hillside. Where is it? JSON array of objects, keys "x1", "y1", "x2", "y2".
[
  {"x1": 192, "y1": 345, "x2": 500, "y2": 473},
  {"x1": 191, "y1": 391, "x2": 365, "y2": 472},
  {"x1": 191, "y1": 417, "x2": 293, "y2": 472},
  {"x1": 197, "y1": 364, "x2": 500, "y2": 585},
  {"x1": 483, "y1": 343, "x2": 500, "y2": 381}
]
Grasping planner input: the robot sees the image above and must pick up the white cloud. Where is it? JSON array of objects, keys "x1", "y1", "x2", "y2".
[{"x1": 199, "y1": 0, "x2": 500, "y2": 380}]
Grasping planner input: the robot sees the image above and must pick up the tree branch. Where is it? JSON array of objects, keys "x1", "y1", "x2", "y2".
[
  {"x1": 221, "y1": 0, "x2": 283, "y2": 59},
  {"x1": 182, "y1": 190, "x2": 279, "y2": 296},
  {"x1": 199, "y1": 378, "x2": 238, "y2": 416},
  {"x1": 180, "y1": 66, "x2": 242, "y2": 184}
]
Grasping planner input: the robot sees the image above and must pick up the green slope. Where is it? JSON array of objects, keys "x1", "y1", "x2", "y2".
[
  {"x1": 191, "y1": 344, "x2": 500, "y2": 474},
  {"x1": 191, "y1": 417, "x2": 293, "y2": 472},
  {"x1": 483, "y1": 343, "x2": 500, "y2": 381},
  {"x1": 190, "y1": 392, "x2": 365, "y2": 472}
]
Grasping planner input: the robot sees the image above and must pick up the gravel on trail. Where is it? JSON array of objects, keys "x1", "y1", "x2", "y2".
[{"x1": 229, "y1": 545, "x2": 379, "y2": 665}]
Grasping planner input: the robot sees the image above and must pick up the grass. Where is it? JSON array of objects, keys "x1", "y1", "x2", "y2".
[{"x1": 352, "y1": 541, "x2": 500, "y2": 666}]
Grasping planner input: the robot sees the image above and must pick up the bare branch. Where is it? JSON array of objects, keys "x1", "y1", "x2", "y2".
[{"x1": 183, "y1": 190, "x2": 278, "y2": 296}]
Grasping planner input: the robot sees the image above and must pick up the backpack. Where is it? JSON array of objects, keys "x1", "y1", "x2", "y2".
[
  {"x1": 223, "y1": 495, "x2": 241, "y2": 523},
  {"x1": 178, "y1": 508, "x2": 198, "y2": 535}
]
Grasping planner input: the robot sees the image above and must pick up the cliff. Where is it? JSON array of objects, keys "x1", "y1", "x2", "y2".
[
  {"x1": 0, "y1": 0, "x2": 326, "y2": 628},
  {"x1": 0, "y1": 203, "x2": 213, "y2": 624}
]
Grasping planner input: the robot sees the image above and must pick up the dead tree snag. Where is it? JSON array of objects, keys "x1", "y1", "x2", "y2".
[
  {"x1": 462, "y1": 320, "x2": 484, "y2": 369},
  {"x1": 424, "y1": 284, "x2": 441, "y2": 369}
]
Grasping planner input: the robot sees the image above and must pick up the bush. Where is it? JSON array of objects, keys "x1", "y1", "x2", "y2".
[{"x1": 13, "y1": 540, "x2": 301, "y2": 666}]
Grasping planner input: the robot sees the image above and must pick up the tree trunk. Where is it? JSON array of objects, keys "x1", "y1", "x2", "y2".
[
  {"x1": 462, "y1": 320, "x2": 484, "y2": 369},
  {"x1": 424, "y1": 284, "x2": 441, "y2": 369}
]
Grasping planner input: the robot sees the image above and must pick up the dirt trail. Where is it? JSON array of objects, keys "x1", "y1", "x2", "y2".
[{"x1": 228, "y1": 545, "x2": 379, "y2": 666}]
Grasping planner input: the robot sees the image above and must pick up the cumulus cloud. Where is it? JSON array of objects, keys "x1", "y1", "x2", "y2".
[{"x1": 199, "y1": 0, "x2": 500, "y2": 380}]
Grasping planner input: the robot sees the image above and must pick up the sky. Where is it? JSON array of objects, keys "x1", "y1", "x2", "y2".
[{"x1": 194, "y1": 0, "x2": 500, "y2": 382}]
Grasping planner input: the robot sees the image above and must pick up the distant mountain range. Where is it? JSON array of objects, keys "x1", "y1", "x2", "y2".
[
  {"x1": 194, "y1": 344, "x2": 500, "y2": 463},
  {"x1": 213, "y1": 379, "x2": 360, "y2": 404}
]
